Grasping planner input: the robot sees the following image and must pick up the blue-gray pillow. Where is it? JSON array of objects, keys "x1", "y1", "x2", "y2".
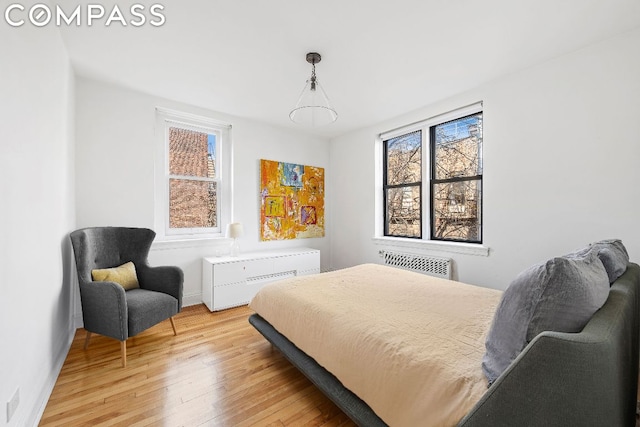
[{"x1": 482, "y1": 250, "x2": 609, "y2": 385}]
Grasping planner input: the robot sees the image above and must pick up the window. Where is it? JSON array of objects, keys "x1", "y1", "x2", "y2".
[
  {"x1": 382, "y1": 105, "x2": 483, "y2": 244},
  {"x1": 383, "y1": 130, "x2": 422, "y2": 238},
  {"x1": 168, "y1": 126, "x2": 218, "y2": 230},
  {"x1": 155, "y1": 108, "x2": 231, "y2": 238},
  {"x1": 431, "y1": 113, "x2": 482, "y2": 242}
]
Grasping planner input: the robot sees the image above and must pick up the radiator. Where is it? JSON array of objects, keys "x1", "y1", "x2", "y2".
[{"x1": 379, "y1": 250, "x2": 452, "y2": 280}]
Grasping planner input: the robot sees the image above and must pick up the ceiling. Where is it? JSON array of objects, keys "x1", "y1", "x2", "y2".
[{"x1": 57, "y1": 0, "x2": 640, "y2": 138}]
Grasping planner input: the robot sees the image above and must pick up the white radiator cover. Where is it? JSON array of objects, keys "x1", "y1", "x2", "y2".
[{"x1": 379, "y1": 250, "x2": 452, "y2": 280}]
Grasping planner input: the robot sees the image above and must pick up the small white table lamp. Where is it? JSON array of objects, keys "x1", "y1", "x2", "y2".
[{"x1": 228, "y1": 222, "x2": 244, "y2": 257}]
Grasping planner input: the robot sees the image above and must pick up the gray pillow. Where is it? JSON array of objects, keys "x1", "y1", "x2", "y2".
[
  {"x1": 590, "y1": 239, "x2": 629, "y2": 283},
  {"x1": 482, "y1": 250, "x2": 609, "y2": 385},
  {"x1": 565, "y1": 239, "x2": 629, "y2": 283}
]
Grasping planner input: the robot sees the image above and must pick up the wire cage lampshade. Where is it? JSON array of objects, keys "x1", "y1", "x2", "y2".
[{"x1": 289, "y1": 52, "x2": 338, "y2": 126}]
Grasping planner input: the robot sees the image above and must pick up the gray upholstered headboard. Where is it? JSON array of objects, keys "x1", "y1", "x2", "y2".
[{"x1": 459, "y1": 262, "x2": 640, "y2": 427}]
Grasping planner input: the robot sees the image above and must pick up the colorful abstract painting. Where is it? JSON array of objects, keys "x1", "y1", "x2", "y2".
[{"x1": 260, "y1": 159, "x2": 325, "y2": 240}]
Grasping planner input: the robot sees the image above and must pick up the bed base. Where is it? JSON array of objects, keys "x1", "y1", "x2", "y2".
[{"x1": 248, "y1": 313, "x2": 387, "y2": 427}]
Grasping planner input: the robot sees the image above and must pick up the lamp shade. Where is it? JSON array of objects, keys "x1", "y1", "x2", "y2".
[
  {"x1": 289, "y1": 78, "x2": 338, "y2": 126},
  {"x1": 289, "y1": 52, "x2": 337, "y2": 127},
  {"x1": 228, "y1": 222, "x2": 244, "y2": 239}
]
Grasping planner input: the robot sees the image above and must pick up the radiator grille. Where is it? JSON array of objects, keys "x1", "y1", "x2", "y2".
[{"x1": 379, "y1": 250, "x2": 452, "y2": 279}]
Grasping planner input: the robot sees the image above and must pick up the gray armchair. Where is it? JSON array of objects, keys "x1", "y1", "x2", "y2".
[{"x1": 70, "y1": 227, "x2": 183, "y2": 367}]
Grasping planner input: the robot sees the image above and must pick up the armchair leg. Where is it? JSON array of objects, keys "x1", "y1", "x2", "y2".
[
  {"x1": 121, "y1": 341, "x2": 127, "y2": 368},
  {"x1": 84, "y1": 331, "x2": 92, "y2": 350},
  {"x1": 170, "y1": 317, "x2": 178, "y2": 336}
]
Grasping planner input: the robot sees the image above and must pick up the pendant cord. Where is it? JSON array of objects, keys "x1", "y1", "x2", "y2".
[{"x1": 310, "y1": 63, "x2": 317, "y2": 91}]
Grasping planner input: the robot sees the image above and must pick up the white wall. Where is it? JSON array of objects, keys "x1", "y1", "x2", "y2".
[
  {"x1": 75, "y1": 78, "x2": 331, "y2": 308},
  {"x1": 0, "y1": 22, "x2": 75, "y2": 427},
  {"x1": 330, "y1": 28, "x2": 640, "y2": 291}
]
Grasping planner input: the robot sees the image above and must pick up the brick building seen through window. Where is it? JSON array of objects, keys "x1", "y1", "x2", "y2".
[{"x1": 168, "y1": 127, "x2": 217, "y2": 229}]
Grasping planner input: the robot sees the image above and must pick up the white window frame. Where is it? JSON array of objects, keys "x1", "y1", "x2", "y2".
[
  {"x1": 154, "y1": 107, "x2": 232, "y2": 240},
  {"x1": 373, "y1": 102, "x2": 489, "y2": 256}
]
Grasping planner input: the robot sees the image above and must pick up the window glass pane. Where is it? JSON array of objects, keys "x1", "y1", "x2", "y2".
[
  {"x1": 169, "y1": 179, "x2": 217, "y2": 228},
  {"x1": 432, "y1": 179, "x2": 481, "y2": 241},
  {"x1": 207, "y1": 134, "x2": 216, "y2": 179},
  {"x1": 385, "y1": 130, "x2": 421, "y2": 185},
  {"x1": 386, "y1": 186, "x2": 421, "y2": 237},
  {"x1": 169, "y1": 127, "x2": 216, "y2": 178},
  {"x1": 434, "y1": 113, "x2": 482, "y2": 180}
]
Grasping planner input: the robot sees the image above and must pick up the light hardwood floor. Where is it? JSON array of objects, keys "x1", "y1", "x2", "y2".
[{"x1": 40, "y1": 304, "x2": 356, "y2": 426}]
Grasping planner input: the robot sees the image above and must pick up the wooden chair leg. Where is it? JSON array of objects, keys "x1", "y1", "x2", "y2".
[
  {"x1": 121, "y1": 341, "x2": 127, "y2": 368},
  {"x1": 84, "y1": 331, "x2": 92, "y2": 350},
  {"x1": 170, "y1": 317, "x2": 178, "y2": 336}
]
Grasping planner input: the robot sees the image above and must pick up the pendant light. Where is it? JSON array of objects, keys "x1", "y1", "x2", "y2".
[{"x1": 289, "y1": 52, "x2": 338, "y2": 126}]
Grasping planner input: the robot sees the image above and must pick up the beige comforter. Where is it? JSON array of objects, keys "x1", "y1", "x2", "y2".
[{"x1": 250, "y1": 263, "x2": 502, "y2": 426}]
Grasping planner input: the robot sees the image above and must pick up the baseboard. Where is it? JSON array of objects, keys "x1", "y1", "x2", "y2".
[
  {"x1": 183, "y1": 292, "x2": 202, "y2": 307},
  {"x1": 73, "y1": 311, "x2": 84, "y2": 329},
  {"x1": 26, "y1": 323, "x2": 75, "y2": 426}
]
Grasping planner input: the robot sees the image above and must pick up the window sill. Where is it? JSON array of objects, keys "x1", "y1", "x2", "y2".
[
  {"x1": 152, "y1": 236, "x2": 230, "y2": 251},
  {"x1": 372, "y1": 236, "x2": 490, "y2": 257}
]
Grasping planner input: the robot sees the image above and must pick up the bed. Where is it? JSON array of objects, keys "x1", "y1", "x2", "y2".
[{"x1": 249, "y1": 247, "x2": 640, "y2": 426}]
